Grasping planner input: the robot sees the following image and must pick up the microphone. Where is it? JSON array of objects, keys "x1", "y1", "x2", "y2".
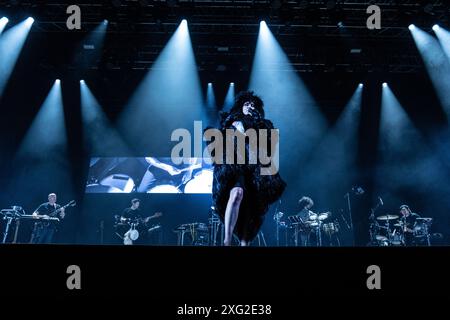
[
  {"x1": 378, "y1": 197, "x2": 384, "y2": 206},
  {"x1": 249, "y1": 108, "x2": 261, "y2": 119}
]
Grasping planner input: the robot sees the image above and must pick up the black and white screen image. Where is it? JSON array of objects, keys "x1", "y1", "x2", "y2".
[{"x1": 86, "y1": 157, "x2": 213, "y2": 194}]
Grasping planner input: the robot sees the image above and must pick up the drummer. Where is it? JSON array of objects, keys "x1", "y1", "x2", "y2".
[
  {"x1": 298, "y1": 197, "x2": 315, "y2": 221},
  {"x1": 296, "y1": 196, "x2": 315, "y2": 246},
  {"x1": 399, "y1": 204, "x2": 421, "y2": 246}
]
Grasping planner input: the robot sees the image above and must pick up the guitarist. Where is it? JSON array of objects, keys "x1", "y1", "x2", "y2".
[
  {"x1": 119, "y1": 198, "x2": 163, "y2": 245},
  {"x1": 31, "y1": 193, "x2": 65, "y2": 244}
]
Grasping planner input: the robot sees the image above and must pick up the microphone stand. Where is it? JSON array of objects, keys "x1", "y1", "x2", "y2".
[
  {"x1": 344, "y1": 192, "x2": 355, "y2": 246},
  {"x1": 368, "y1": 199, "x2": 383, "y2": 245},
  {"x1": 273, "y1": 200, "x2": 281, "y2": 247}
]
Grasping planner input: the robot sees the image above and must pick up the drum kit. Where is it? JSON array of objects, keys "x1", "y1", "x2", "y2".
[
  {"x1": 278, "y1": 211, "x2": 340, "y2": 247},
  {"x1": 370, "y1": 214, "x2": 434, "y2": 246}
]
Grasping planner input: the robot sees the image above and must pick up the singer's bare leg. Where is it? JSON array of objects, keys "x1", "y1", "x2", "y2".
[{"x1": 223, "y1": 187, "x2": 243, "y2": 246}]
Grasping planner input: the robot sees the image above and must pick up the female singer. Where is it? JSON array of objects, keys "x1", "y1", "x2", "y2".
[{"x1": 210, "y1": 91, "x2": 286, "y2": 246}]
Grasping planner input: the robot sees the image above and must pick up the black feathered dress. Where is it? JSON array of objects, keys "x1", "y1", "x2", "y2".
[{"x1": 209, "y1": 111, "x2": 286, "y2": 242}]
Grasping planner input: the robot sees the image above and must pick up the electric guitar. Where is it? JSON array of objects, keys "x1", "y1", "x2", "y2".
[{"x1": 36, "y1": 200, "x2": 76, "y2": 227}]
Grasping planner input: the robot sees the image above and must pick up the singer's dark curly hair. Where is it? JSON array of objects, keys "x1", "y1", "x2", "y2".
[{"x1": 229, "y1": 91, "x2": 265, "y2": 118}]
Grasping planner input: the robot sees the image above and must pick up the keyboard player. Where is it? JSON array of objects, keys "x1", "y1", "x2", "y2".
[{"x1": 30, "y1": 193, "x2": 65, "y2": 244}]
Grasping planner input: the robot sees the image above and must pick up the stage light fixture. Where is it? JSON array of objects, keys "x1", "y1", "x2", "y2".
[
  {"x1": 382, "y1": 82, "x2": 387, "y2": 87},
  {"x1": 433, "y1": 24, "x2": 439, "y2": 31},
  {"x1": 25, "y1": 17, "x2": 34, "y2": 26},
  {"x1": 408, "y1": 24, "x2": 415, "y2": 30},
  {"x1": 0, "y1": 17, "x2": 8, "y2": 33},
  {"x1": 0, "y1": 17, "x2": 35, "y2": 96}
]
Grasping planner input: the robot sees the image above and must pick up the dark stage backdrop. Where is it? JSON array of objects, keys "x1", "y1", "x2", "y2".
[{"x1": 0, "y1": 31, "x2": 449, "y2": 246}]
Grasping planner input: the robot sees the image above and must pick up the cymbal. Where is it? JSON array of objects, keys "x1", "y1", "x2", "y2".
[
  {"x1": 318, "y1": 213, "x2": 329, "y2": 221},
  {"x1": 377, "y1": 215, "x2": 399, "y2": 221}
]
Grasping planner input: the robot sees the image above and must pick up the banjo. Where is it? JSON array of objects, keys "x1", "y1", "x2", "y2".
[{"x1": 122, "y1": 212, "x2": 163, "y2": 245}]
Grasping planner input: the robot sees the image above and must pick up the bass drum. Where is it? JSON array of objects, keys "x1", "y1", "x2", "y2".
[
  {"x1": 184, "y1": 169, "x2": 213, "y2": 194},
  {"x1": 147, "y1": 184, "x2": 181, "y2": 194},
  {"x1": 123, "y1": 227, "x2": 139, "y2": 245},
  {"x1": 390, "y1": 230, "x2": 404, "y2": 246},
  {"x1": 376, "y1": 235, "x2": 389, "y2": 246}
]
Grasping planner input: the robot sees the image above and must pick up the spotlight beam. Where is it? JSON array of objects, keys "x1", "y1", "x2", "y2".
[
  {"x1": 80, "y1": 81, "x2": 130, "y2": 155},
  {"x1": 375, "y1": 84, "x2": 443, "y2": 206},
  {"x1": 0, "y1": 17, "x2": 34, "y2": 96},
  {"x1": 75, "y1": 21, "x2": 108, "y2": 73},
  {"x1": 17, "y1": 80, "x2": 67, "y2": 158},
  {"x1": 433, "y1": 25, "x2": 450, "y2": 64},
  {"x1": 206, "y1": 83, "x2": 216, "y2": 109},
  {"x1": 249, "y1": 20, "x2": 327, "y2": 172},
  {"x1": 300, "y1": 84, "x2": 363, "y2": 211},
  {"x1": 118, "y1": 19, "x2": 204, "y2": 153},
  {"x1": 223, "y1": 82, "x2": 235, "y2": 110},
  {"x1": 410, "y1": 25, "x2": 450, "y2": 120},
  {"x1": 10, "y1": 79, "x2": 74, "y2": 202}
]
